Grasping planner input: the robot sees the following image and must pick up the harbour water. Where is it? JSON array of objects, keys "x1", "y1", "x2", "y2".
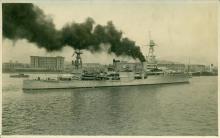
[{"x1": 2, "y1": 73, "x2": 218, "y2": 135}]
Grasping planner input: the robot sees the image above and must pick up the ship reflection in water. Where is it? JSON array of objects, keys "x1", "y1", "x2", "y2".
[{"x1": 2, "y1": 74, "x2": 218, "y2": 135}]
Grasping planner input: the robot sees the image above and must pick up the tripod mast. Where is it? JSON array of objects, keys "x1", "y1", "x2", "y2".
[
  {"x1": 72, "y1": 49, "x2": 83, "y2": 69},
  {"x1": 146, "y1": 31, "x2": 157, "y2": 64}
]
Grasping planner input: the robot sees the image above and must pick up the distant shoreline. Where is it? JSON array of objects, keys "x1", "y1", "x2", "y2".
[{"x1": 2, "y1": 72, "x2": 68, "y2": 74}]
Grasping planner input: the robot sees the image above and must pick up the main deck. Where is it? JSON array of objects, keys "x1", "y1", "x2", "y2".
[{"x1": 23, "y1": 74, "x2": 189, "y2": 90}]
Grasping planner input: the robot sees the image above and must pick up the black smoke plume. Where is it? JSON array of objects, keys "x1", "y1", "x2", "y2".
[
  {"x1": 3, "y1": 3, "x2": 145, "y2": 62},
  {"x1": 3, "y1": 3, "x2": 62, "y2": 51}
]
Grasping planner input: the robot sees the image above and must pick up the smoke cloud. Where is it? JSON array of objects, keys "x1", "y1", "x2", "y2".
[{"x1": 3, "y1": 3, "x2": 145, "y2": 62}]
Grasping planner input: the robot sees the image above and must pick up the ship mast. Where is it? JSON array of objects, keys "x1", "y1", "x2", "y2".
[
  {"x1": 72, "y1": 49, "x2": 83, "y2": 69},
  {"x1": 146, "y1": 31, "x2": 157, "y2": 64}
]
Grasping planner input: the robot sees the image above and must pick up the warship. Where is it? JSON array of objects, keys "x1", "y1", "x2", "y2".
[{"x1": 23, "y1": 39, "x2": 190, "y2": 90}]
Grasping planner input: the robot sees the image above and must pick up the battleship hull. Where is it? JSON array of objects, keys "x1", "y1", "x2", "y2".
[{"x1": 23, "y1": 74, "x2": 189, "y2": 90}]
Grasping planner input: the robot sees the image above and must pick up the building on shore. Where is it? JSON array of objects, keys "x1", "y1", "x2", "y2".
[
  {"x1": 157, "y1": 63, "x2": 186, "y2": 72},
  {"x1": 64, "y1": 63, "x2": 74, "y2": 73},
  {"x1": 2, "y1": 61, "x2": 30, "y2": 72},
  {"x1": 30, "y1": 56, "x2": 64, "y2": 71},
  {"x1": 188, "y1": 64, "x2": 206, "y2": 72}
]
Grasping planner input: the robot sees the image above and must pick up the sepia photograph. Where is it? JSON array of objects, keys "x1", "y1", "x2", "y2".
[{"x1": 1, "y1": 0, "x2": 218, "y2": 136}]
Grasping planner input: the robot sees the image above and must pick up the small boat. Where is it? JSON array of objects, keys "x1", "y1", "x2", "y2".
[{"x1": 10, "y1": 73, "x2": 29, "y2": 78}]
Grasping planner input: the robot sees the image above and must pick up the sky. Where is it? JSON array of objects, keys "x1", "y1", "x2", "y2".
[{"x1": 2, "y1": 1, "x2": 218, "y2": 65}]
